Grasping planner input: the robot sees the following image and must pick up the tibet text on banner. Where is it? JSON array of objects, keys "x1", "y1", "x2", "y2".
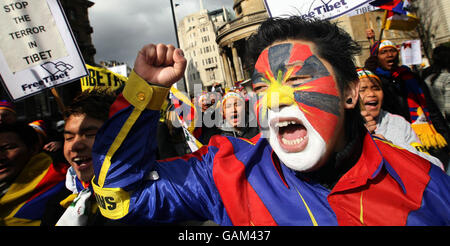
[
  {"x1": 0, "y1": 0, "x2": 68, "y2": 73},
  {"x1": 264, "y1": 0, "x2": 372, "y2": 20},
  {"x1": 80, "y1": 65, "x2": 128, "y2": 92}
]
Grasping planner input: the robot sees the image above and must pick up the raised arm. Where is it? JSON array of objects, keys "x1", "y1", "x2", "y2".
[{"x1": 91, "y1": 44, "x2": 225, "y2": 224}]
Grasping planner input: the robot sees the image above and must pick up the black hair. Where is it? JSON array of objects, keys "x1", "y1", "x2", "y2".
[
  {"x1": 246, "y1": 16, "x2": 361, "y2": 92},
  {"x1": 0, "y1": 121, "x2": 39, "y2": 150},
  {"x1": 63, "y1": 88, "x2": 116, "y2": 122}
]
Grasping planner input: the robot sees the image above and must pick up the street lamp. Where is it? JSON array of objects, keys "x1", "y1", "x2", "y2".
[{"x1": 169, "y1": 0, "x2": 187, "y2": 92}]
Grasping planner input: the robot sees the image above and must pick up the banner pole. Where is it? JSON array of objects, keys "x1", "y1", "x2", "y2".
[
  {"x1": 379, "y1": 10, "x2": 388, "y2": 43},
  {"x1": 374, "y1": 9, "x2": 389, "y2": 55},
  {"x1": 50, "y1": 87, "x2": 65, "y2": 113},
  {"x1": 364, "y1": 12, "x2": 375, "y2": 47}
]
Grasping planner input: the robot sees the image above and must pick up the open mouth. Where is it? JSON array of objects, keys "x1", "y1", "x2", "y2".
[
  {"x1": 0, "y1": 163, "x2": 11, "y2": 174},
  {"x1": 364, "y1": 99, "x2": 379, "y2": 110},
  {"x1": 228, "y1": 113, "x2": 240, "y2": 124},
  {"x1": 72, "y1": 156, "x2": 92, "y2": 170},
  {"x1": 386, "y1": 58, "x2": 395, "y2": 67},
  {"x1": 271, "y1": 117, "x2": 308, "y2": 153}
]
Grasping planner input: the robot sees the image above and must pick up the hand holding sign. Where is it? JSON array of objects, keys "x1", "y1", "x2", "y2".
[{"x1": 134, "y1": 43, "x2": 186, "y2": 88}]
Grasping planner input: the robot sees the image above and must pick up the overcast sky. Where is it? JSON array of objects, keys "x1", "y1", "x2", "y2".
[{"x1": 89, "y1": 0, "x2": 235, "y2": 67}]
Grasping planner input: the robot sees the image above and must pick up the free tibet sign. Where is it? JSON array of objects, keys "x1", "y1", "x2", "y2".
[
  {"x1": 0, "y1": 0, "x2": 88, "y2": 101},
  {"x1": 264, "y1": 0, "x2": 372, "y2": 20}
]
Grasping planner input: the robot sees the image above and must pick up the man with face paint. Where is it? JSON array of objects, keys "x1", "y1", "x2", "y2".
[{"x1": 91, "y1": 17, "x2": 450, "y2": 225}]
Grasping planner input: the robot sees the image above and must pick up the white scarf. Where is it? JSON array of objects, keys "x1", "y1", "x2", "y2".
[{"x1": 56, "y1": 167, "x2": 92, "y2": 226}]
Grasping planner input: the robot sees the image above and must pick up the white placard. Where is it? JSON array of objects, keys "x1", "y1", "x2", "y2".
[
  {"x1": 401, "y1": 40, "x2": 422, "y2": 66},
  {"x1": 0, "y1": 0, "x2": 88, "y2": 101},
  {"x1": 264, "y1": 0, "x2": 372, "y2": 20}
]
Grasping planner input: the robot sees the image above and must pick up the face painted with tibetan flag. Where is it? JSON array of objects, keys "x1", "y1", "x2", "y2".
[{"x1": 252, "y1": 41, "x2": 344, "y2": 172}]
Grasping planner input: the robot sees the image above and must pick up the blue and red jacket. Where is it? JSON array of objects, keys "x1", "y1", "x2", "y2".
[{"x1": 92, "y1": 71, "x2": 450, "y2": 226}]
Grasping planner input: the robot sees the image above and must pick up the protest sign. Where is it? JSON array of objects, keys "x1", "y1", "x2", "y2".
[
  {"x1": 80, "y1": 64, "x2": 127, "y2": 92},
  {"x1": 400, "y1": 40, "x2": 422, "y2": 65},
  {"x1": 0, "y1": 0, "x2": 88, "y2": 101},
  {"x1": 264, "y1": 0, "x2": 372, "y2": 19}
]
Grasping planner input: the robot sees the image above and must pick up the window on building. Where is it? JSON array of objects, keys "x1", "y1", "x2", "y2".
[
  {"x1": 202, "y1": 36, "x2": 210, "y2": 43},
  {"x1": 236, "y1": 6, "x2": 242, "y2": 16}
]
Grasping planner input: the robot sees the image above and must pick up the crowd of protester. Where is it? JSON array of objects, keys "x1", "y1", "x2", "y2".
[{"x1": 0, "y1": 16, "x2": 449, "y2": 226}]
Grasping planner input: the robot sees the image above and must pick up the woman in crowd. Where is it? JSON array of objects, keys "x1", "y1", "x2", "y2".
[{"x1": 358, "y1": 68, "x2": 444, "y2": 169}]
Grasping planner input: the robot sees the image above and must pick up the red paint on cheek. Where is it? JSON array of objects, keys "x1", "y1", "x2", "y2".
[
  {"x1": 296, "y1": 76, "x2": 339, "y2": 97},
  {"x1": 294, "y1": 76, "x2": 341, "y2": 143},
  {"x1": 297, "y1": 102, "x2": 338, "y2": 143}
]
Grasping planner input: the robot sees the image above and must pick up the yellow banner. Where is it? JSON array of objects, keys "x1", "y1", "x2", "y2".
[{"x1": 80, "y1": 64, "x2": 127, "y2": 92}]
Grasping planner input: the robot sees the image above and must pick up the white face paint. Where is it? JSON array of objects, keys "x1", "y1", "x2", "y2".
[{"x1": 267, "y1": 105, "x2": 326, "y2": 172}]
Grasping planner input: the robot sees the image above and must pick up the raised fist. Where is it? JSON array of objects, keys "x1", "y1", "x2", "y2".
[
  {"x1": 134, "y1": 43, "x2": 187, "y2": 87},
  {"x1": 366, "y1": 28, "x2": 375, "y2": 39},
  {"x1": 361, "y1": 110, "x2": 377, "y2": 133}
]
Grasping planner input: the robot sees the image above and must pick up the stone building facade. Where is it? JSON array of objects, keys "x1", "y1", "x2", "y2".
[
  {"x1": 216, "y1": 0, "x2": 450, "y2": 84},
  {"x1": 216, "y1": 0, "x2": 268, "y2": 88},
  {"x1": 178, "y1": 5, "x2": 233, "y2": 96}
]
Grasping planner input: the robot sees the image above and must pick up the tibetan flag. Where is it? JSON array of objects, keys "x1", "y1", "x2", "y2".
[
  {"x1": 169, "y1": 86, "x2": 203, "y2": 151},
  {"x1": 371, "y1": 0, "x2": 419, "y2": 30},
  {"x1": 370, "y1": 0, "x2": 403, "y2": 12},
  {"x1": 169, "y1": 86, "x2": 197, "y2": 133},
  {"x1": 384, "y1": 9, "x2": 419, "y2": 30}
]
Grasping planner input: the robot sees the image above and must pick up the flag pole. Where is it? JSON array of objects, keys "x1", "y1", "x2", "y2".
[
  {"x1": 50, "y1": 87, "x2": 65, "y2": 113},
  {"x1": 364, "y1": 12, "x2": 374, "y2": 47},
  {"x1": 373, "y1": 9, "x2": 389, "y2": 55},
  {"x1": 378, "y1": 10, "x2": 389, "y2": 46}
]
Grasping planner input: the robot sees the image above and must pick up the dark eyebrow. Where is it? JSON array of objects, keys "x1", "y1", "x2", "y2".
[
  {"x1": 0, "y1": 143, "x2": 13, "y2": 148},
  {"x1": 64, "y1": 126, "x2": 100, "y2": 135}
]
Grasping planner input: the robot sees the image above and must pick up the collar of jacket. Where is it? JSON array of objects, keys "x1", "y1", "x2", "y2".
[
  {"x1": 220, "y1": 124, "x2": 245, "y2": 137},
  {"x1": 329, "y1": 133, "x2": 407, "y2": 194},
  {"x1": 65, "y1": 166, "x2": 92, "y2": 194}
]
